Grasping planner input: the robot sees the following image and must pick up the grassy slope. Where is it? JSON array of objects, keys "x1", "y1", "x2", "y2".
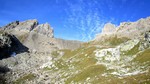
[
  {"x1": 93, "y1": 35, "x2": 129, "y2": 46},
  {"x1": 42, "y1": 38, "x2": 150, "y2": 83},
  {"x1": 13, "y1": 73, "x2": 36, "y2": 84},
  {"x1": 133, "y1": 48, "x2": 150, "y2": 64},
  {"x1": 12, "y1": 36, "x2": 150, "y2": 83}
]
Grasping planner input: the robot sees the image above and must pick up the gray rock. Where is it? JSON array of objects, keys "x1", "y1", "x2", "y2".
[
  {"x1": 33, "y1": 23, "x2": 54, "y2": 38},
  {"x1": 145, "y1": 31, "x2": 150, "y2": 42},
  {"x1": 102, "y1": 23, "x2": 116, "y2": 34},
  {"x1": 95, "y1": 17, "x2": 150, "y2": 41},
  {"x1": 139, "y1": 31, "x2": 150, "y2": 50},
  {"x1": 2, "y1": 21, "x2": 19, "y2": 30},
  {"x1": 0, "y1": 33, "x2": 12, "y2": 48},
  {"x1": 15, "y1": 19, "x2": 38, "y2": 31}
]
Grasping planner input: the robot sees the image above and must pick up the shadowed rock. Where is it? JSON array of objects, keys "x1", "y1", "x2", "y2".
[{"x1": 0, "y1": 32, "x2": 29, "y2": 60}]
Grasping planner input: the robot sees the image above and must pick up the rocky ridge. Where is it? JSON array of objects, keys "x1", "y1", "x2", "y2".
[
  {"x1": 1, "y1": 19, "x2": 82, "y2": 53},
  {"x1": 95, "y1": 17, "x2": 150, "y2": 42}
]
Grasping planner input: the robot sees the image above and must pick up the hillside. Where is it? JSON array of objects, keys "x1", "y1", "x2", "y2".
[{"x1": 0, "y1": 17, "x2": 150, "y2": 84}]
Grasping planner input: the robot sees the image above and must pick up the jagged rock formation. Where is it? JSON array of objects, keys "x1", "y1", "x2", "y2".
[
  {"x1": 33, "y1": 23, "x2": 54, "y2": 38},
  {"x1": 2, "y1": 21, "x2": 19, "y2": 30},
  {"x1": 101, "y1": 23, "x2": 116, "y2": 34},
  {"x1": 14, "y1": 19, "x2": 38, "y2": 31},
  {"x1": 1, "y1": 19, "x2": 82, "y2": 53},
  {"x1": 95, "y1": 17, "x2": 150, "y2": 43}
]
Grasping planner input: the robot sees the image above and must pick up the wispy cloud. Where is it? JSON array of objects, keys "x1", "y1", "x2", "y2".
[{"x1": 64, "y1": 0, "x2": 108, "y2": 41}]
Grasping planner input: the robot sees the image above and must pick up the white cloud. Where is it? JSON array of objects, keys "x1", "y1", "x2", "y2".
[{"x1": 63, "y1": 0, "x2": 118, "y2": 41}]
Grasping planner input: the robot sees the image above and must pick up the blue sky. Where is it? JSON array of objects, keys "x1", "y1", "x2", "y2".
[{"x1": 0, "y1": 0, "x2": 150, "y2": 41}]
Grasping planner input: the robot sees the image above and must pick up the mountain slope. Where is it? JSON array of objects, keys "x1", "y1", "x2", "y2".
[
  {"x1": 1, "y1": 19, "x2": 82, "y2": 53},
  {"x1": 0, "y1": 17, "x2": 150, "y2": 84}
]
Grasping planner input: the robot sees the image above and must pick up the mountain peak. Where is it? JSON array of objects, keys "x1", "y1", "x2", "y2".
[
  {"x1": 33, "y1": 22, "x2": 54, "y2": 38},
  {"x1": 102, "y1": 23, "x2": 116, "y2": 34},
  {"x1": 95, "y1": 17, "x2": 150, "y2": 41}
]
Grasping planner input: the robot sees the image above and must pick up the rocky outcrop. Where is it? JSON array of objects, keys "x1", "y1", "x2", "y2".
[
  {"x1": 2, "y1": 21, "x2": 19, "y2": 30},
  {"x1": 0, "y1": 33, "x2": 28, "y2": 59},
  {"x1": 1, "y1": 19, "x2": 82, "y2": 52},
  {"x1": 102, "y1": 23, "x2": 116, "y2": 34},
  {"x1": 0, "y1": 33, "x2": 12, "y2": 48},
  {"x1": 2, "y1": 19, "x2": 53, "y2": 37},
  {"x1": 14, "y1": 19, "x2": 38, "y2": 31},
  {"x1": 145, "y1": 31, "x2": 150, "y2": 43},
  {"x1": 95, "y1": 17, "x2": 150, "y2": 44},
  {"x1": 139, "y1": 31, "x2": 150, "y2": 50},
  {"x1": 33, "y1": 23, "x2": 54, "y2": 38}
]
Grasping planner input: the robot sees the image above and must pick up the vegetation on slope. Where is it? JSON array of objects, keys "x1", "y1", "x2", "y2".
[
  {"x1": 133, "y1": 48, "x2": 150, "y2": 64},
  {"x1": 13, "y1": 73, "x2": 36, "y2": 84},
  {"x1": 93, "y1": 35, "x2": 130, "y2": 46}
]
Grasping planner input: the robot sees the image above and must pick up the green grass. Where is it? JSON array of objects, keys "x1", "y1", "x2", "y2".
[
  {"x1": 62, "y1": 46, "x2": 97, "y2": 69},
  {"x1": 13, "y1": 73, "x2": 36, "y2": 84},
  {"x1": 61, "y1": 46, "x2": 92, "y2": 59},
  {"x1": 95, "y1": 35, "x2": 129, "y2": 46},
  {"x1": 53, "y1": 59, "x2": 68, "y2": 70},
  {"x1": 65, "y1": 65, "x2": 106, "y2": 83},
  {"x1": 124, "y1": 42, "x2": 140, "y2": 56},
  {"x1": 90, "y1": 70, "x2": 150, "y2": 84},
  {"x1": 108, "y1": 36, "x2": 129, "y2": 46},
  {"x1": 51, "y1": 51, "x2": 60, "y2": 57},
  {"x1": 133, "y1": 48, "x2": 150, "y2": 64},
  {"x1": 120, "y1": 70, "x2": 150, "y2": 84},
  {"x1": 43, "y1": 67, "x2": 52, "y2": 71}
]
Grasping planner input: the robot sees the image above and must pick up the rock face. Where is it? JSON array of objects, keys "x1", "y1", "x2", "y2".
[
  {"x1": 102, "y1": 23, "x2": 116, "y2": 34},
  {"x1": 139, "y1": 31, "x2": 150, "y2": 50},
  {"x1": 95, "y1": 17, "x2": 150, "y2": 43},
  {"x1": 0, "y1": 33, "x2": 11, "y2": 48},
  {"x1": 2, "y1": 21, "x2": 19, "y2": 30},
  {"x1": 33, "y1": 23, "x2": 54, "y2": 38},
  {"x1": 145, "y1": 31, "x2": 150, "y2": 43},
  {"x1": 0, "y1": 33, "x2": 28, "y2": 59},
  {"x1": 0, "y1": 19, "x2": 82, "y2": 53},
  {"x1": 15, "y1": 19, "x2": 38, "y2": 31}
]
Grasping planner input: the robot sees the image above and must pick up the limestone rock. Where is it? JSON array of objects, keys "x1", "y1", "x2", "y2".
[
  {"x1": 0, "y1": 33, "x2": 12, "y2": 48},
  {"x1": 33, "y1": 23, "x2": 54, "y2": 38},
  {"x1": 15, "y1": 19, "x2": 38, "y2": 31},
  {"x1": 102, "y1": 23, "x2": 116, "y2": 34},
  {"x1": 139, "y1": 31, "x2": 150, "y2": 50},
  {"x1": 95, "y1": 17, "x2": 150, "y2": 41},
  {"x1": 2, "y1": 21, "x2": 19, "y2": 30}
]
